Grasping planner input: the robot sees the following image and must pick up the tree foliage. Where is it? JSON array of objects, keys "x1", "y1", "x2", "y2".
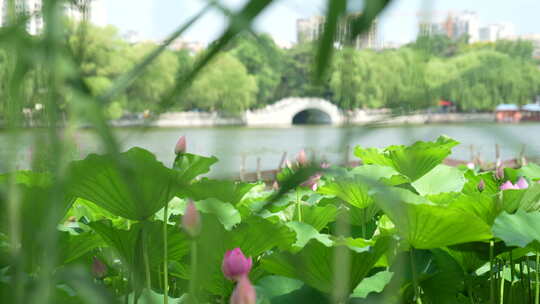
[
  {"x1": 184, "y1": 53, "x2": 258, "y2": 115},
  {"x1": 2, "y1": 22, "x2": 540, "y2": 117}
]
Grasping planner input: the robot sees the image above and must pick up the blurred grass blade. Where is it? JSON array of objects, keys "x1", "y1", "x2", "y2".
[
  {"x1": 99, "y1": 3, "x2": 212, "y2": 102},
  {"x1": 349, "y1": 0, "x2": 392, "y2": 39},
  {"x1": 314, "y1": 0, "x2": 346, "y2": 80}
]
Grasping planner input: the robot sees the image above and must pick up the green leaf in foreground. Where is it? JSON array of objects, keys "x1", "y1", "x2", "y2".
[
  {"x1": 173, "y1": 153, "x2": 218, "y2": 184},
  {"x1": 261, "y1": 237, "x2": 391, "y2": 294},
  {"x1": 492, "y1": 209, "x2": 540, "y2": 249},
  {"x1": 68, "y1": 148, "x2": 178, "y2": 220},
  {"x1": 177, "y1": 178, "x2": 257, "y2": 205},
  {"x1": 372, "y1": 187, "x2": 492, "y2": 249},
  {"x1": 501, "y1": 183, "x2": 540, "y2": 213},
  {"x1": 255, "y1": 275, "x2": 304, "y2": 300},
  {"x1": 355, "y1": 136, "x2": 459, "y2": 181},
  {"x1": 197, "y1": 198, "x2": 242, "y2": 230},
  {"x1": 285, "y1": 221, "x2": 333, "y2": 250},
  {"x1": 351, "y1": 270, "x2": 394, "y2": 299},
  {"x1": 412, "y1": 165, "x2": 466, "y2": 195}
]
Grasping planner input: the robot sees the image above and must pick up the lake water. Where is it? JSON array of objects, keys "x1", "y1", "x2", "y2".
[{"x1": 2, "y1": 122, "x2": 540, "y2": 177}]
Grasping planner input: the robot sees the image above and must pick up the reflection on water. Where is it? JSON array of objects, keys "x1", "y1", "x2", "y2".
[{"x1": 2, "y1": 123, "x2": 540, "y2": 177}]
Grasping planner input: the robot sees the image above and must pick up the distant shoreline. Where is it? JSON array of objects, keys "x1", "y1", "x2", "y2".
[{"x1": 0, "y1": 111, "x2": 501, "y2": 129}]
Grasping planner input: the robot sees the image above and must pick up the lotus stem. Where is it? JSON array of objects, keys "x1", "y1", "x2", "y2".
[
  {"x1": 519, "y1": 260, "x2": 526, "y2": 304},
  {"x1": 133, "y1": 270, "x2": 138, "y2": 304},
  {"x1": 490, "y1": 240, "x2": 495, "y2": 304},
  {"x1": 189, "y1": 240, "x2": 198, "y2": 303},
  {"x1": 500, "y1": 260, "x2": 505, "y2": 304},
  {"x1": 534, "y1": 252, "x2": 540, "y2": 304},
  {"x1": 410, "y1": 248, "x2": 422, "y2": 304},
  {"x1": 157, "y1": 263, "x2": 162, "y2": 290},
  {"x1": 124, "y1": 268, "x2": 129, "y2": 304},
  {"x1": 143, "y1": 227, "x2": 152, "y2": 290},
  {"x1": 163, "y1": 203, "x2": 169, "y2": 304},
  {"x1": 467, "y1": 270, "x2": 475, "y2": 304},
  {"x1": 296, "y1": 189, "x2": 302, "y2": 222},
  {"x1": 361, "y1": 209, "x2": 366, "y2": 239},
  {"x1": 527, "y1": 255, "x2": 532, "y2": 303},
  {"x1": 509, "y1": 251, "x2": 513, "y2": 303}
]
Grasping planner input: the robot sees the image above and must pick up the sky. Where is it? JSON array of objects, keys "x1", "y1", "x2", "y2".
[{"x1": 104, "y1": 0, "x2": 540, "y2": 45}]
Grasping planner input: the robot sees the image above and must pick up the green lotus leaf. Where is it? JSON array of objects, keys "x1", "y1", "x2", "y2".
[
  {"x1": 197, "y1": 198, "x2": 242, "y2": 230},
  {"x1": 412, "y1": 165, "x2": 466, "y2": 195},
  {"x1": 260, "y1": 237, "x2": 391, "y2": 294},
  {"x1": 67, "y1": 148, "x2": 179, "y2": 220},
  {"x1": 355, "y1": 136, "x2": 459, "y2": 181},
  {"x1": 58, "y1": 232, "x2": 104, "y2": 265},
  {"x1": 173, "y1": 153, "x2": 218, "y2": 185},
  {"x1": 462, "y1": 170, "x2": 499, "y2": 195},
  {"x1": 505, "y1": 163, "x2": 540, "y2": 183},
  {"x1": 255, "y1": 275, "x2": 304, "y2": 301},
  {"x1": 299, "y1": 204, "x2": 338, "y2": 231},
  {"x1": 319, "y1": 178, "x2": 373, "y2": 209},
  {"x1": 177, "y1": 178, "x2": 257, "y2": 205},
  {"x1": 195, "y1": 215, "x2": 297, "y2": 296},
  {"x1": 285, "y1": 221, "x2": 333, "y2": 250},
  {"x1": 492, "y1": 209, "x2": 540, "y2": 249},
  {"x1": 502, "y1": 183, "x2": 540, "y2": 213},
  {"x1": 372, "y1": 187, "x2": 492, "y2": 249},
  {"x1": 351, "y1": 270, "x2": 394, "y2": 299}
]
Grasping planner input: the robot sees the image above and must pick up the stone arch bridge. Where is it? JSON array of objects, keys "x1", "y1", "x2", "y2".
[{"x1": 245, "y1": 97, "x2": 344, "y2": 126}]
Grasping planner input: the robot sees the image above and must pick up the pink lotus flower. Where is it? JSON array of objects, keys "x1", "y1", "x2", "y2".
[
  {"x1": 296, "y1": 149, "x2": 308, "y2": 166},
  {"x1": 230, "y1": 275, "x2": 256, "y2": 304},
  {"x1": 222, "y1": 248, "x2": 252, "y2": 281},
  {"x1": 500, "y1": 181, "x2": 519, "y2": 191},
  {"x1": 175, "y1": 136, "x2": 187, "y2": 154},
  {"x1": 516, "y1": 177, "x2": 529, "y2": 189},
  {"x1": 500, "y1": 178, "x2": 529, "y2": 191},
  {"x1": 92, "y1": 256, "x2": 107, "y2": 279},
  {"x1": 301, "y1": 173, "x2": 322, "y2": 191},
  {"x1": 182, "y1": 201, "x2": 201, "y2": 237}
]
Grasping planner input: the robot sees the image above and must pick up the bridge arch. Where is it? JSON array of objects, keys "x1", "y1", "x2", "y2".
[{"x1": 245, "y1": 97, "x2": 343, "y2": 126}]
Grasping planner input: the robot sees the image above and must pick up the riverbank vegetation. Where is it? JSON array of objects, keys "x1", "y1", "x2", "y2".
[
  {"x1": 2, "y1": 136, "x2": 540, "y2": 303},
  {"x1": 1, "y1": 22, "x2": 540, "y2": 119}
]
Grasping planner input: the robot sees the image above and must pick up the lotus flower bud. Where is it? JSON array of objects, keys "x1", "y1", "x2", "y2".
[
  {"x1": 92, "y1": 256, "x2": 107, "y2": 279},
  {"x1": 516, "y1": 177, "x2": 529, "y2": 189},
  {"x1": 467, "y1": 162, "x2": 475, "y2": 170},
  {"x1": 500, "y1": 181, "x2": 518, "y2": 191},
  {"x1": 175, "y1": 136, "x2": 187, "y2": 154},
  {"x1": 222, "y1": 248, "x2": 252, "y2": 281},
  {"x1": 230, "y1": 275, "x2": 256, "y2": 304},
  {"x1": 296, "y1": 149, "x2": 308, "y2": 166},
  {"x1": 495, "y1": 166, "x2": 504, "y2": 180},
  {"x1": 477, "y1": 179, "x2": 485, "y2": 192},
  {"x1": 272, "y1": 181, "x2": 279, "y2": 191},
  {"x1": 182, "y1": 201, "x2": 201, "y2": 237}
]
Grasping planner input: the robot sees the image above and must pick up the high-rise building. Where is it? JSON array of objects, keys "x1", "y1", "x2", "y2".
[
  {"x1": 418, "y1": 11, "x2": 480, "y2": 43},
  {"x1": 453, "y1": 11, "x2": 479, "y2": 43},
  {"x1": 296, "y1": 14, "x2": 380, "y2": 50},
  {"x1": 296, "y1": 16, "x2": 325, "y2": 44},
  {"x1": 0, "y1": 0, "x2": 106, "y2": 35},
  {"x1": 479, "y1": 23, "x2": 516, "y2": 42}
]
